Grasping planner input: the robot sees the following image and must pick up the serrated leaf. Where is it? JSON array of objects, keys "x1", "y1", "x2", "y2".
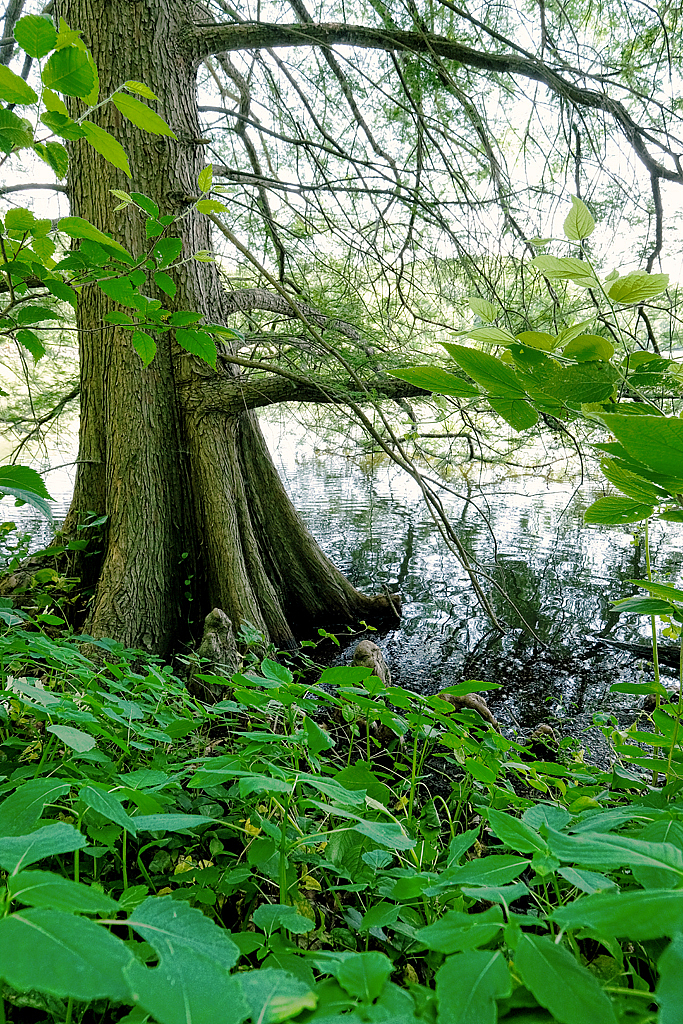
[
  {"x1": 47, "y1": 723, "x2": 96, "y2": 752},
  {"x1": 562, "y1": 334, "x2": 614, "y2": 362},
  {"x1": 564, "y1": 195, "x2": 595, "y2": 241},
  {"x1": 487, "y1": 397, "x2": 538, "y2": 431},
  {"x1": 153, "y1": 236, "x2": 182, "y2": 268},
  {"x1": 463, "y1": 326, "x2": 517, "y2": 346},
  {"x1": 9, "y1": 870, "x2": 118, "y2": 914},
  {"x1": 196, "y1": 198, "x2": 228, "y2": 214},
  {"x1": 0, "y1": 108, "x2": 32, "y2": 152},
  {"x1": 13, "y1": 15, "x2": 57, "y2": 58},
  {"x1": 124, "y1": 80, "x2": 158, "y2": 100},
  {"x1": 42, "y1": 45, "x2": 94, "y2": 97},
  {"x1": 468, "y1": 297, "x2": 499, "y2": 322},
  {"x1": 112, "y1": 92, "x2": 176, "y2": 138},
  {"x1": 389, "y1": 366, "x2": 479, "y2": 397},
  {"x1": 34, "y1": 140, "x2": 68, "y2": 178},
  {"x1": 193, "y1": 250, "x2": 215, "y2": 262},
  {"x1": 129, "y1": 191, "x2": 159, "y2": 218},
  {"x1": 58, "y1": 215, "x2": 129, "y2": 254},
  {"x1": 0, "y1": 823, "x2": 87, "y2": 874},
  {"x1": 198, "y1": 165, "x2": 213, "y2": 193},
  {"x1": 0, "y1": 908, "x2": 132, "y2": 1000},
  {"x1": 42, "y1": 87, "x2": 68, "y2": 114},
  {"x1": 599, "y1": 459, "x2": 666, "y2": 503},
  {"x1": 515, "y1": 933, "x2": 617, "y2": 1024},
  {"x1": 0, "y1": 464, "x2": 51, "y2": 501},
  {"x1": 175, "y1": 328, "x2": 217, "y2": 368},
  {"x1": 597, "y1": 414, "x2": 683, "y2": 480},
  {"x1": 40, "y1": 111, "x2": 84, "y2": 142},
  {"x1": 516, "y1": 331, "x2": 557, "y2": 351},
  {"x1": 126, "y1": 896, "x2": 247, "y2": 1024},
  {"x1": 584, "y1": 496, "x2": 654, "y2": 525},
  {"x1": 239, "y1": 969, "x2": 316, "y2": 1023},
  {"x1": 0, "y1": 65, "x2": 38, "y2": 104},
  {"x1": 153, "y1": 271, "x2": 176, "y2": 298},
  {"x1": 17, "y1": 329, "x2": 45, "y2": 360},
  {"x1": 608, "y1": 272, "x2": 669, "y2": 304},
  {"x1": 80, "y1": 120, "x2": 131, "y2": 177},
  {"x1": 436, "y1": 950, "x2": 511, "y2": 1024},
  {"x1": 443, "y1": 343, "x2": 527, "y2": 397},
  {"x1": 132, "y1": 330, "x2": 156, "y2": 366},
  {"x1": 530, "y1": 255, "x2": 593, "y2": 281}
]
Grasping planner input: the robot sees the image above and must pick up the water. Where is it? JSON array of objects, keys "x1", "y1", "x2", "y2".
[{"x1": 5, "y1": 413, "x2": 683, "y2": 743}]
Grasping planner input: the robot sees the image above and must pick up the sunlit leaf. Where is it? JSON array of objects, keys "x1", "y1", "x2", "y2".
[
  {"x1": 563, "y1": 195, "x2": 595, "y2": 241},
  {"x1": 112, "y1": 92, "x2": 176, "y2": 138},
  {"x1": 42, "y1": 45, "x2": 94, "y2": 97},
  {"x1": 13, "y1": 14, "x2": 57, "y2": 58}
]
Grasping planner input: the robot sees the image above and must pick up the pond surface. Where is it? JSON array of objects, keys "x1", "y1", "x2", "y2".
[{"x1": 5, "y1": 413, "x2": 683, "y2": 749}]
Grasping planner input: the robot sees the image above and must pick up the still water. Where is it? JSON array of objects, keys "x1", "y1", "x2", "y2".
[{"x1": 4, "y1": 412, "x2": 683, "y2": 740}]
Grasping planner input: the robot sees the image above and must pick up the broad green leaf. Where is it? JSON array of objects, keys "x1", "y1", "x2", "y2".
[
  {"x1": 42, "y1": 87, "x2": 68, "y2": 114},
  {"x1": 175, "y1": 328, "x2": 217, "y2": 368},
  {"x1": 584, "y1": 496, "x2": 654, "y2": 525},
  {"x1": 468, "y1": 297, "x2": 499, "y2": 322},
  {"x1": 0, "y1": 65, "x2": 38, "y2": 104},
  {"x1": 80, "y1": 120, "x2": 132, "y2": 177},
  {"x1": 34, "y1": 139, "x2": 68, "y2": 178},
  {"x1": 47, "y1": 723, "x2": 96, "y2": 752},
  {"x1": 0, "y1": 908, "x2": 132, "y2": 1000},
  {"x1": 153, "y1": 236, "x2": 183, "y2": 268},
  {"x1": 562, "y1": 334, "x2": 614, "y2": 362},
  {"x1": 462, "y1": 326, "x2": 517, "y2": 346},
  {"x1": 0, "y1": 823, "x2": 87, "y2": 874},
  {"x1": 352, "y1": 819, "x2": 415, "y2": 850},
  {"x1": 154, "y1": 271, "x2": 176, "y2": 298},
  {"x1": 337, "y1": 951, "x2": 392, "y2": 1003},
  {"x1": 552, "y1": 889, "x2": 683, "y2": 939},
  {"x1": 608, "y1": 272, "x2": 669, "y2": 304},
  {"x1": 130, "y1": 813, "x2": 216, "y2": 832},
  {"x1": 487, "y1": 397, "x2": 538, "y2": 431},
  {"x1": 0, "y1": 464, "x2": 52, "y2": 503},
  {"x1": 253, "y1": 903, "x2": 316, "y2": 935},
  {"x1": 563, "y1": 196, "x2": 595, "y2": 241},
  {"x1": 196, "y1": 198, "x2": 228, "y2": 214},
  {"x1": 16, "y1": 305, "x2": 58, "y2": 325},
  {"x1": 530, "y1": 255, "x2": 593, "y2": 281},
  {"x1": 132, "y1": 330, "x2": 156, "y2": 366},
  {"x1": 657, "y1": 934, "x2": 683, "y2": 1024},
  {"x1": 129, "y1": 191, "x2": 159, "y2": 218},
  {"x1": 239, "y1": 968, "x2": 316, "y2": 1023},
  {"x1": 5, "y1": 207, "x2": 35, "y2": 232},
  {"x1": 632, "y1": 820, "x2": 683, "y2": 888},
  {"x1": 126, "y1": 896, "x2": 247, "y2": 1024},
  {"x1": 198, "y1": 164, "x2": 213, "y2": 192},
  {"x1": 612, "y1": 596, "x2": 673, "y2": 616},
  {"x1": 360, "y1": 902, "x2": 401, "y2": 930},
  {"x1": 42, "y1": 45, "x2": 94, "y2": 97},
  {"x1": 522, "y1": 805, "x2": 572, "y2": 832},
  {"x1": 628, "y1": 579, "x2": 683, "y2": 604},
  {"x1": 545, "y1": 826, "x2": 683, "y2": 876},
  {"x1": 79, "y1": 785, "x2": 137, "y2": 835},
  {"x1": 389, "y1": 366, "x2": 480, "y2": 398},
  {"x1": 516, "y1": 331, "x2": 557, "y2": 351},
  {"x1": 459, "y1": 881, "x2": 529, "y2": 904},
  {"x1": 435, "y1": 950, "x2": 511, "y2": 1024},
  {"x1": 416, "y1": 906, "x2": 503, "y2": 953},
  {"x1": 99, "y1": 276, "x2": 139, "y2": 307},
  {"x1": 600, "y1": 459, "x2": 666, "y2": 503},
  {"x1": 597, "y1": 414, "x2": 683, "y2": 481},
  {"x1": 111, "y1": 92, "x2": 177, "y2": 138},
  {"x1": 13, "y1": 14, "x2": 57, "y2": 57},
  {"x1": 0, "y1": 108, "x2": 32, "y2": 151},
  {"x1": 557, "y1": 867, "x2": 617, "y2": 894},
  {"x1": 487, "y1": 808, "x2": 548, "y2": 855},
  {"x1": 0, "y1": 778, "x2": 70, "y2": 837},
  {"x1": 434, "y1": 855, "x2": 529, "y2": 889},
  {"x1": 124, "y1": 80, "x2": 158, "y2": 100},
  {"x1": 515, "y1": 933, "x2": 617, "y2": 1024},
  {"x1": 443, "y1": 344, "x2": 526, "y2": 398},
  {"x1": 9, "y1": 870, "x2": 118, "y2": 914},
  {"x1": 58, "y1": 215, "x2": 129, "y2": 254}
]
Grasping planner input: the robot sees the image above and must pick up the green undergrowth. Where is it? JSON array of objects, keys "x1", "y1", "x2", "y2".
[{"x1": 0, "y1": 626, "x2": 682, "y2": 1024}]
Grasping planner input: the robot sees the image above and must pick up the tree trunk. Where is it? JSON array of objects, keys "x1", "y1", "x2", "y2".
[{"x1": 58, "y1": 0, "x2": 399, "y2": 654}]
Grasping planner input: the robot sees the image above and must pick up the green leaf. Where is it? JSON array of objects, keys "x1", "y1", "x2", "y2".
[
  {"x1": 462, "y1": 326, "x2": 517, "y2": 346},
  {"x1": 468, "y1": 297, "x2": 499, "y2": 322},
  {"x1": 337, "y1": 951, "x2": 392, "y2": 1003},
  {"x1": 80, "y1": 120, "x2": 131, "y2": 177},
  {"x1": 562, "y1": 334, "x2": 614, "y2": 362},
  {"x1": 79, "y1": 785, "x2": 137, "y2": 835},
  {"x1": 487, "y1": 397, "x2": 538, "y2": 431},
  {"x1": 42, "y1": 45, "x2": 94, "y2": 97},
  {"x1": 389, "y1": 366, "x2": 480, "y2": 397},
  {"x1": 198, "y1": 165, "x2": 213, "y2": 192},
  {"x1": 599, "y1": 459, "x2": 666, "y2": 503},
  {"x1": 13, "y1": 15, "x2": 57, "y2": 57},
  {"x1": 130, "y1": 813, "x2": 216, "y2": 832},
  {"x1": 545, "y1": 826, "x2": 683, "y2": 876},
  {"x1": 416, "y1": 906, "x2": 503, "y2": 953},
  {"x1": 360, "y1": 902, "x2": 401, "y2": 930},
  {"x1": 443, "y1": 344, "x2": 527, "y2": 398},
  {"x1": 515, "y1": 933, "x2": 617, "y2": 1024},
  {"x1": 153, "y1": 237, "x2": 183, "y2": 268},
  {"x1": 608, "y1": 272, "x2": 669, "y2": 304},
  {"x1": 0, "y1": 108, "x2": 32, "y2": 151},
  {"x1": 552, "y1": 889, "x2": 683, "y2": 939},
  {"x1": 42, "y1": 87, "x2": 68, "y2": 114},
  {"x1": 597, "y1": 414, "x2": 683, "y2": 481},
  {"x1": 628, "y1": 578, "x2": 683, "y2": 604},
  {"x1": 175, "y1": 328, "x2": 217, "y2": 368},
  {"x1": 47, "y1": 723, "x2": 96, "y2": 752},
  {"x1": 154, "y1": 271, "x2": 176, "y2": 298},
  {"x1": 0, "y1": 823, "x2": 87, "y2": 874},
  {"x1": 0, "y1": 464, "x2": 52, "y2": 516},
  {"x1": 0, "y1": 908, "x2": 133, "y2": 1000},
  {"x1": 612, "y1": 596, "x2": 673, "y2": 616},
  {"x1": 16, "y1": 329, "x2": 45, "y2": 360},
  {"x1": 45, "y1": 277, "x2": 76, "y2": 306},
  {"x1": 98, "y1": 276, "x2": 139, "y2": 307},
  {"x1": 436, "y1": 855, "x2": 529, "y2": 889},
  {"x1": 435, "y1": 950, "x2": 511, "y2": 1024},
  {"x1": 5, "y1": 207, "x2": 35, "y2": 232},
  {"x1": 58, "y1": 215, "x2": 130, "y2": 254},
  {"x1": 238, "y1": 968, "x2": 316, "y2": 1023},
  {"x1": 253, "y1": 903, "x2": 316, "y2": 935},
  {"x1": 34, "y1": 139, "x2": 68, "y2": 178},
  {"x1": 515, "y1": 331, "x2": 557, "y2": 351},
  {"x1": 196, "y1": 198, "x2": 228, "y2": 214},
  {"x1": 132, "y1": 330, "x2": 156, "y2": 366},
  {"x1": 0, "y1": 65, "x2": 38, "y2": 104},
  {"x1": 9, "y1": 870, "x2": 118, "y2": 914},
  {"x1": 584, "y1": 496, "x2": 655, "y2": 525},
  {"x1": 126, "y1": 896, "x2": 247, "y2": 1024},
  {"x1": 352, "y1": 818, "x2": 415, "y2": 850},
  {"x1": 0, "y1": 778, "x2": 70, "y2": 837},
  {"x1": 487, "y1": 808, "x2": 548, "y2": 855},
  {"x1": 129, "y1": 191, "x2": 159, "y2": 218},
  {"x1": 111, "y1": 92, "x2": 177, "y2": 138},
  {"x1": 557, "y1": 867, "x2": 617, "y2": 895},
  {"x1": 124, "y1": 80, "x2": 158, "y2": 100},
  {"x1": 657, "y1": 934, "x2": 683, "y2": 1024},
  {"x1": 563, "y1": 196, "x2": 595, "y2": 241},
  {"x1": 530, "y1": 255, "x2": 594, "y2": 281}
]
